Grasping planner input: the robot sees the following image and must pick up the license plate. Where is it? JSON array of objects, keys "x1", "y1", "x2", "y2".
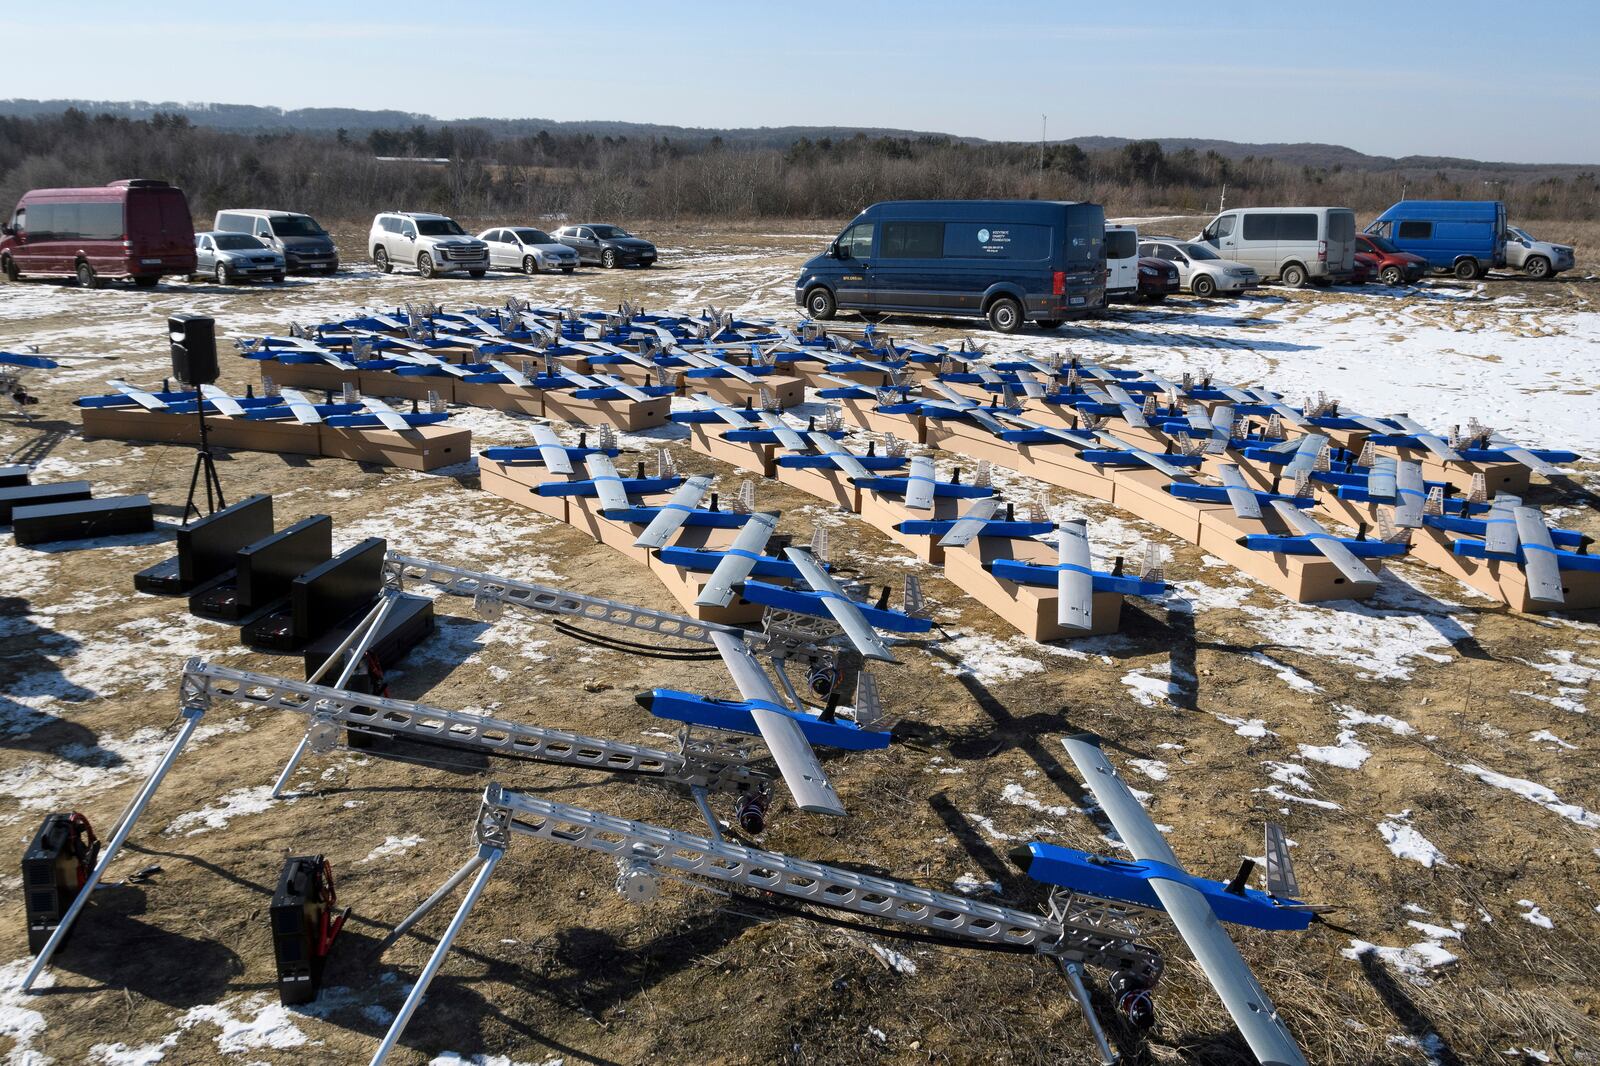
[
  {"x1": 1069, "y1": 296, "x2": 1085, "y2": 305},
  {"x1": 140, "y1": 258, "x2": 162, "y2": 265}
]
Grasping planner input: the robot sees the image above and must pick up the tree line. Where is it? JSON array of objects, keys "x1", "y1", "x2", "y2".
[{"x1": 2, "y1": 109, "x2": 1594, "y2": 225}]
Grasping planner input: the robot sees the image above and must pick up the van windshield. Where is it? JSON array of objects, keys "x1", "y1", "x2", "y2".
[
  {"x1": 416, "y1": 219, "x2": 466, "y2": 237},
  {"x1": 271, "y1": 215, "x2": 325, "y2": 237},
  {"x1": 214, "y1": 234, "x2": 267, "y2": 250}
]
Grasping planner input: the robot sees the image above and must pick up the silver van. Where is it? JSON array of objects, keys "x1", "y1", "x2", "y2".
[
  {"x1": 1194, "y1": 207, "x2": 1356, "y2": 287},
  {"x1": 214, "y1": 209, "x2": 339, "y2": 274}
]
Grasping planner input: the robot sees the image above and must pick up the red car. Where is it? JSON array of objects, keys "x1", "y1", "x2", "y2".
[
  {"x1": 1135, "y1": 256, "x2": 1180, "y2": 302},
  {"x1": 1352, "y1": 251, "x2": 1377, "y2": 285},
  {"x1": 1354, "y1": 233, "x2": 1428, "y2": 285},
  {"x1": 1, "y1": 178, "x2": 196, "y2": 288}
]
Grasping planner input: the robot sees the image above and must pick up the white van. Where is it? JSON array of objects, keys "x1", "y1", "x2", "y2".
[
  {"x1": 1194, "y1": 207, "x2": 1356, "y2": 287},
  {"x1": 1104, "y1": 224, "x2": 1139, "y2": 300}
]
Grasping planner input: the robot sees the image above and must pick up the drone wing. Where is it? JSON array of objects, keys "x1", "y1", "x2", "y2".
[
  {"x1": 696, "y1": 511, "x2": 779, "y2": 607},
  {"x1": 783, "y1": 547, "x2": 896, "y2": 663},
  {"x1": 1269, "y1": 500, "x2": 1379, "y2": 586},
  {"x1": 589, "y1": 373, "x2": 652, "y2": 402},
  {"x1": 903, "y1": 455, "x2": 937, "y2": 511},
  {"x1": 199, "y1": 383, "x2": 245, "y2": 417},
  {"x1": 1390, "y1": 414, "x2": 1464, "y2": 463},
  {"x1": 1483, "y1": 494, "x2": 1523, "y2": 555},
  {"x1": 488, "y1": 359, "x2": 535, "y2": 388},
  {"x1": 1514, "y1": 506, "x2": 1564, "y2": 606},
  {"x1": 583, "y1": 452, "x2": 633, "y2": 512},
  {"x1": 1282, "y1": 434, "x2": 1329, "y2": 479},
  {"x1": 1392, "y1": 460, "x2": 1424, "y2": 528},
  {"x1": 1185, "y1": 405, "x2": 1214, "y2": 435},
  {"x1": 1489, "y1": 434, "x2": 1561, "y2": 477},
  {"x1": 1061, "y1": 735, "x2": 1308, "y2": 1066},
  {"x1": 1104, "y1": 383, "x2": 1149, "y2": 429},
  {"x1": 711, "y1": 631, "x2": 844, "y2": 817},
  {"x1": 757, "y1": 410, "x2": 808, "y2": 452},
  {"x1": 695, "y1": 393, "x2": 753, "y2": 429},
  {"x1": 808, "y1": 432, "x2": 871, "y2": 481},
  {"x1": 529, "y1": 424, "x2": 575, "y2": 475},
  {"x1": 1218, "y1": 464, "x2": 1263, "y2": 520},
  {"x1": 108, "y1": 379, "x2": 168, "y2": 411},
  {"x1": 362, "y1": 395, "x2": 414, "y2": 432},
  {"x1": 936, "y1": 497, "x2": 1000, "y2": 548},
  {"x1": 277, "y1": 388, "x2": 323, "y2": 424},
  {"x1": 633, "y1": 475, "x2": 713, "y2": 548},
  {"x1": 1366, "y1": 456, "x2": 1397, "y2": 502},
  {"x1": 1092, "y1": 430, "x2": 1186, "y2": 478},
  {"x1": 1056, "y1": 519, "x2": 1094, "y2": 630}
]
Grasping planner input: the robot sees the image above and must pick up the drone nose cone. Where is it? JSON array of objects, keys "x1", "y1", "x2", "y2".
[
  {"x1": 1007, "y1": 844, "x2": 1036, "y2": 874},
  {"x1": 634, "y1": 692, "x2": 654, "y2": 712}
]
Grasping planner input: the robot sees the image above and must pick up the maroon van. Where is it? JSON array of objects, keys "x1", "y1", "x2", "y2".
[{"x1": 0, "y1": 179, "x2": 197, "y2": 288}]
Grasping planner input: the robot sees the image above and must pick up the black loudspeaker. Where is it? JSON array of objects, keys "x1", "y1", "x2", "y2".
[{"x1": 169, "y1": 314, "x2": 218, "y2": 385}]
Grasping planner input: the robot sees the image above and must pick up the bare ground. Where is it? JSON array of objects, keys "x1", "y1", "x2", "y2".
[{"x1": 2, "y1": 221, "x2": 1598, "y2": 1066}]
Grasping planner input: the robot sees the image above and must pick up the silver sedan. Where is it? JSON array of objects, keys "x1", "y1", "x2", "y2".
[
  {"x1": 194, "y1": 231, "x2": 285, "y2": 284},
  {"x1": 477, "y1": 227, "x2": 580, "y2": 274}
]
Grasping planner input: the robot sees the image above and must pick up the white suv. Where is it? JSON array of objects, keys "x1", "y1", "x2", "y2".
[{"x1": 368, "y1": 212, "x2": 489, "y2": 278}]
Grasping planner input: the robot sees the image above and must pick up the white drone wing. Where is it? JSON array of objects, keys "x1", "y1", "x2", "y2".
[
  {"x1": 529, "y1": 424, "x2": 574, "y2": 475},
  {"x1": 583, "y1": 452, "x2": 633, "y2": 512},
  {"x1": 277, "y1": 388, "x2": 322, "y2": 424},
  {"x1": 995, "y1": 412, "x2": 1093, "y2": 450},
  {"x1": 633, "y1": 475, "x2": 713, "y2": 549},
  {"x1": 808, "y1": 433, "x2": 871, "y2": 482},
  {"x1": 1103, "y1": 383, "x2": 1149, "y2": 429},
  {"x1": 1092, "y1": 430, "x2": 1186, "y2": 478},
  {"x1": 1489, "y1": 434, "x2": 1560, "y2": 477},
  {"x1": 683, "y1": 350, "x2": 762, "y2": 385},
  {"x1": 1282, "y1": 434, "x2": 1329, "y2": 479},
  {"x1": 1389, "y1": 414, "x2": 1464, "y2": 463},
  {"x1": 696, "y1": 511, "x2": 779, "y2": 608},
  {"x1": 710, "y1": 631, "x2": 844, "y2": 817},
  {"x1": 1218, "y1": 464, "x2": 1263, "y2": 520},
  {"x1": 589, "y1": 373, "x2": 651, "y2": 403},
  {"x1": 903, "y1": 455, "x2": 936, "y2": 511},
  {"x1": 361, "y1": 395, "x2": 414, "y2": 433},
  {"x1": 198, "y1": 383, "x2": 244, "y2": 417},
  {"x1": 1248, "y1": 388, "x2": 1315, "y2": 432},
  {"x1": 1393, "y1": 460, "x2": 1424, "y2": 528},
  {"x1": 488, "y1": 359, "x2": 535, "y2": 388},
  {"x1": 1366, "y1": 456, "x2": 1397, "y2": 502},
  {"x1": 1269, "y1": 500, "x2": 1379, "y2": 586},
  {"x1": 936, "y1": 497, "x2": 1000, "y2": 548},
  {"x1": 1185, "y1": 405, "x2": 1214, "y2": 435},
  {"x1": 1061, "y1": 735, "x2": 1309, "y2": 1066},
  {"x1": 1513, "y1": 506, "x2": 1564, "y2": 606},
  {"x1": 108, "y1": 379, "x2": 167, "y2": 411},
  {"x1": 783, "y1": 547, "x2": 896, "y2": 663},
  {"x1": 694, "y1": 393, "x2": 754, "y2": 428},
  {"x1": 757, "y1": 409, "x2": 808, "y2": 452},
  {"x1": 1483, "y1": 494, "x2": 1523, "y2": 555},
  {"x1": 1056, "y1": 519, "x2": 1094, "y2": 630}
]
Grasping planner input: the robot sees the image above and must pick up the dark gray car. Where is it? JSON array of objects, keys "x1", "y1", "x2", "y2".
[
  {"x1": 553, "y1": 224, "x2": 657, "y2": 268},
  {"x1": 214, "y1": 210, "x2": 339, "y2": 274}
]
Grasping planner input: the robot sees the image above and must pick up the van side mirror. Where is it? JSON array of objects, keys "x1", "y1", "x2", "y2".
[
  {"x1": 0, "y1": 224, "x2": 12, "y2": 237},
  {"x1": 831, "y1": 241, "x2": 849, "y2": 260}
]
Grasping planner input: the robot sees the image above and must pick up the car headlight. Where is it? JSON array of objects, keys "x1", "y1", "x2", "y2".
[{"x1": 1138, "y1": 266, "x2": 1158, "y2": 277}]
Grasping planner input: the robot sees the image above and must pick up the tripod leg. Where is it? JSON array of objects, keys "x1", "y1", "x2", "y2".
[{"x1": 184, "y1": 449, "x2": 206, "y2": 524}]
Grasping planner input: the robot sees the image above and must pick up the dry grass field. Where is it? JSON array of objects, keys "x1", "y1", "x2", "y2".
[{"x1": 1, "y1": 219, "x2": 1597, "y2": 1066}]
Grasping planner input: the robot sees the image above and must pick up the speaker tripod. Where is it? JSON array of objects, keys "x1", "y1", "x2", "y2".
[{"x1": 183, "y1": 400, "x2": 226, "y2": 524}]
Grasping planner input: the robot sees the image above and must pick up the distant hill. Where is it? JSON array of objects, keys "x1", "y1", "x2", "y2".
[{"x1": 2, "y1": 99, "x2": 1593, "y2": 175}]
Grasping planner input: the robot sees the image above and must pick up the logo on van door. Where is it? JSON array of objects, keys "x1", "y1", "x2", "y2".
[{"x1": 977, "y1": 228, "x2": 990, "y2": 243}]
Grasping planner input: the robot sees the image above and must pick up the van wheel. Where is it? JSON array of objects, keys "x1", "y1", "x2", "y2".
[
  {"x1": 374, "y1": 247, "x2": 392, "y2": 273},
  {"x1": 1035, "y1": 318, "x2": 1064, "y2": 329},
  {"x1": 805, "y1": 287, "x2": 836, "y2": 320},
  {"x1": 215, "y1": 262, "x2": 231, "y2": 285},
  {"x1": 1454, "y1": 258, "x2": 1479, "y2": 281},
  {"x1": 76, "y1": 260, "x2": 100, "y2": 289},
  {"x1": 2, "y1": 256, "x2": 20, "y2": 282},
  {"x1": 523, "y1": 255, "x2": 539, "y2": 275},
  {"x1": 986, "y1": 296, "x2": 1023, "y2": 333},
  {"x1": 1380, "y1": 265, "x2": 1405, "y2": 285},
  {"x1": 133, "y1": 276, "x2": 159, "y2": 289},
  {"x1": 468, "y1": 269, "x2": 486, "y2": 278},
  {"x1": 1524, "y1": 256, "x2": 1551, "y2": 279},
  {"x1": 1191, "y1": 274, "x2": 1216, "y2": 298},
  {"x1": 271, "y1": 273, "x2": 286, "y2": 284},
  {"x1": 417, "y1": 252, "x2": 436, "y2": 279},
  {"x1": 1279, "y1": 264, "x2": 1307, "y2": 288}
]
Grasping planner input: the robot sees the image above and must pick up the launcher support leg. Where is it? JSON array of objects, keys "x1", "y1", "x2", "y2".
[
  {"x1": 690, "y1": 785, "x2": 723, "y2": 842},
  {"x1": 1059, "y1": 959, "x2": 1118, "y2": 1065},
  {"x1": 272, "y1": 592, "x2": 399, "y2": 799},
  {"x1": 369, "y1": 845, "x2": 503, "y2": 1066},
  {"x1": 23, "y1": 705, "x2": 206, "y2": 992},
  {"x1": 379, "y1": 847, "x2": 492, "y2": 951}
]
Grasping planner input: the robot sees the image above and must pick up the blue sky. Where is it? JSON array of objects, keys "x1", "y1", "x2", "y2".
[{"x1": 5, "y1": 1, "x2": 1596, "y2": 162}]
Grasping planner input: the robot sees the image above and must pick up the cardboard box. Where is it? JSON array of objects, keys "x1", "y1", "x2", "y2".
[
  {"x1": 570, "y1": 494, "x2": 656, "y2": 565},
  {"x1": 477, "y1": 460, "x2": 572, "y2": 522},
  {"x1": 1197, "y1": 506, "x2": 1379, "y2": 602},
  {"x1": 543, "y1": 391, "x2": 671, "y2": 432},
  {"x1": 775, "y1": 462, "x2": 861, "y2": 513},
  {"x1": 205, "y1": 416, "x2": 323, "y2": 457},
  {"x1": 689, "y1": 373, "x2": 807, "y2": 410},
  {"x1": 79, "y1": 406, "x2": 199, "y2": 445},
  {"x1": 257, "y1": 359, "x2": 360, "y2": 395},
  {"x1": 945, "y1": 535, "x2": 1123, "y2": 640},
  {"x1": 451, "y1": 379, "x2": 544, "y2": 417},
  {"x1": 858, "y1": 489, "x2": 968, "y2": 564},
  {"x1": 355, "y1": 370, "x2": 456, "y2": 404},
  {"x1": 1406, "y1": 525, "x2": 1600, "y2": 613},
  {"x1": 646, "y1": 523, "x2": 768, "y2": 624},
  {"x1": 689, "y1": 424, "x2": 776, "y2": 477},
  {"x1": 317, "y1": 425, "x2": 472, "y2": 471},
  {"x1": 1111, "y1": 467, "x2": 1224, "y2": 543},
  {"x1": 833, "y1": 396, "x2": 926, "y2": 443}
]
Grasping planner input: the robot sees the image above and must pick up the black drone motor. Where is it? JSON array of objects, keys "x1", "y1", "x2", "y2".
[
  {"x1": 22, "y1": 812, "x2": 100, "y2": 954},
  {"x1": 270, "y1": 855, "x2": 349, "y2": 1005},
  {"x1": 1110, "y1": 969, "x2": 1156, "y2": 1031}
]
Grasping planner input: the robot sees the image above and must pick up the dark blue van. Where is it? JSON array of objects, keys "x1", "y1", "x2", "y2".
[
  {"x1": 1366, "y1": 200, "x2": 1506, "y2": 280},
  {"x1": 794, "y1": 199, "x2": 1106, "y2": 333}
]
